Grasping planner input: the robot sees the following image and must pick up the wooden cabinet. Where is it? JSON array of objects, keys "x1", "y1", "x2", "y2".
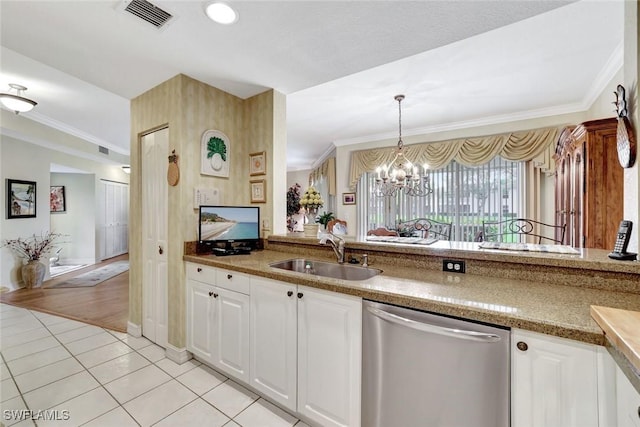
[
  {"x1": 186, "y1": 263, "x2": 250, "y2": 383},
  {"x1": 554, "y1": 118, "x2": 622, "y2": 248},
  {"x1": 249, "y1": 278, "x2": 362, "y2": 427},
  {"x1": 511, "y1": 329, "x2": 600, "y2": 427}
]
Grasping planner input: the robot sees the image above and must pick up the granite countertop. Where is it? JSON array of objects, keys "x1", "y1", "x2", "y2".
[{"x1": 184, "y1": 249, "x2": 640, "y2": 346}]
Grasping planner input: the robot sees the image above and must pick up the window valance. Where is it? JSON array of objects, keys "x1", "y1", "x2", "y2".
[
  {"x1": 349, "y1": 126, "x2": 560, "y2": 189},
  {"x1": 310, "y1": 157, "x2": 336, "y2": 196}
]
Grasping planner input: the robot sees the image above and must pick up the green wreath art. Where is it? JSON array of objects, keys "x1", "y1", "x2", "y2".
[{"x1": 207, "y1": 136, "x2": 227, "y2": 161}]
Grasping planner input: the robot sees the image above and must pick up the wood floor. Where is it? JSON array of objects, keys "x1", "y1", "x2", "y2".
[{"x1": 0, "y1": 254, "x2": 129, "y2": 332}]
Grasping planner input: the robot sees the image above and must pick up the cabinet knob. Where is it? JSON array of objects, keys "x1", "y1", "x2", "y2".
[
  {"x1": 637, "y1": 406, "x2": 640, "y2": 420},
  {"x1": 227, "y1": 274, "x2": 232, "y2": 280},
  {"x1": 197, "y1": 268, "x2": 202, "y2": 273},
  {"x1": 213, "y1": 293, "x2": 218, "y2": 298},
  {"x1": 287, "y1": 291, "x2": 293, "y2": 297},
  {"x1": 208, "y1": 291, "x2": 214, "y2": 297},
  {"x1": 297, "y1": 292, "x2": 303, "y2": 299},
  {"x1": 516, "y1": 341, "x2": 528, "y2": 352}
]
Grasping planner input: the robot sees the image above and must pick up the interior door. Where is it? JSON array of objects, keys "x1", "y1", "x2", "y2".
[{"x1": 141, "y1": 127, "x2": 168, "y2": 348}]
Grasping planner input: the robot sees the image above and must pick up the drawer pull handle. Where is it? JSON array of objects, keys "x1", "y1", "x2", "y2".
[
  {"x1": 197, "y1": 268, "x2": 202, "y2": 272},
  {"x1": 287, "y1": 291, "x2": 293, "y2": 297},
  {"x1": 297, "y1": 292, "x2": 303, "y2": 299},
  {"x1": 208, "y1": 291, "x2": 214, "y2": 297},
  {"x1": 227, "y1": 274, "x2": 233, "y2": 280},
  {"x1": 213, "y1": 293, "x2": 218, "y2": 298},
  {"x1": 158, "y1": 245, "x2": 163, "y2": 255},
  {"x1": 516, "y1": 341, "x2": 528, "y2": 352}
]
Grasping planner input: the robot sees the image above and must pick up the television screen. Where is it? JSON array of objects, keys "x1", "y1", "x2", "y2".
[{"x1": 199, "y1": 206, "x2": 260, "y2": 244}]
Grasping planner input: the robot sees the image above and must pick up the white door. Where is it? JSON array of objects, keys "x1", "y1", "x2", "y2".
[
  {"x1": 141, "y1": 128, "x2": 168, "y2": 348},
  {"x1": 214, "y1": 287, "x2": 250, "y2": 383},
  {"x1": 297, "y1": 286, "x2": 362, "y2": 427},
  {"x1": 511, "y1": 329, "x2": 599, "y2": 427},
  {"x1": 98, "y1": 180, "x2": 129, "y2": 260},
  {"x1": 186, "y1": 279, "x2": 215, "y2": 363},
  {"x1": 250, "y1": 278, "x2": 297, "y2": 411}
]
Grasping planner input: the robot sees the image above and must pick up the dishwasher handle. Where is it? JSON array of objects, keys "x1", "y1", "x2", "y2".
[{"x1": 366, "y1": 306, "x2": 502, "y2": 343}]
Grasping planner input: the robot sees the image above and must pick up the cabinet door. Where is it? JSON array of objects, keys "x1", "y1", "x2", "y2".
[
  {"x1": 297, "y1": 286, "x2": 362, "y2": 427},
  {"x1": 512, "y1": 329, "x2": 598, "y2": 427},
  {"x1": 616, "y1": 366, "x2": 640, "y2": 427},
  {"x1": 214, "y1": 287, "x2": 250, "y2": 383},
  {"x1": 186, "y1": 279, "x2": 215, "y2": 363},
  {"x1": 250, "y1": 278, "x2": 297, "y2": 411}
]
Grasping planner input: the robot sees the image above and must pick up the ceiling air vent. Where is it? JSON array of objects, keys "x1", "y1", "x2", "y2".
[
  {"x1": 99, "y1": 146, "x2": 109, "y2": 155},
  {"x1": 123, "y1": 0, "x2": 173, "y2": 28}
]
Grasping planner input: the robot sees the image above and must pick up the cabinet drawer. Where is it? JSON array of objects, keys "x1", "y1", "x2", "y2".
[
  {"x1": 186, "y1": 263, "x2": 217, "y2": 284},
  {"x1": 216, "y1": 269, "x2": 251, "y2": 295}
]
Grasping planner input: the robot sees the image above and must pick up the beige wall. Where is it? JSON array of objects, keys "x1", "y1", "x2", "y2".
[{"x1": 129, "y1": 74, "x2": 284, "y2": 348}]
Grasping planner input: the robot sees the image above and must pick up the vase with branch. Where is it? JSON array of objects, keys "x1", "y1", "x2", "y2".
[{"x1": 2, "y1": 231, "x2": 65, "y2": 288}]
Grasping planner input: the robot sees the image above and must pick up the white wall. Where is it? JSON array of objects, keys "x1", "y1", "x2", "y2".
[
  {"x1": 50, "y1": 173, "x2": 96, "y2": 265},
  {"x1": 1, "y1": 135, "x2": 129, "y2": 290}
]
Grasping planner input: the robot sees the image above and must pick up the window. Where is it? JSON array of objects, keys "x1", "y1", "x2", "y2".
[{"x1": 361, "y1": 157, "x2": 523, "y2": 241}]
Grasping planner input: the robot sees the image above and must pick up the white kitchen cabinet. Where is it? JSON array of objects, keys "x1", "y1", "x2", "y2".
[
  {"x1": 185, "y1": 263, "x2": 250, "y2": 383},
  {"x1": 616, "y1": 364, "x2": 640, "y2": 427},
  {"x1": 249, "y1": 279, "x2": 362, "y2": 427},
  {"x1": 512, "y1": 329, "x2": 599, "y2": 427},
  {"x1": 186, "y1": 279, "x2": 215, "y2": 362},
  {"x1": 249, "y1": 277, "x2": 297, "y2": 411},
  {"x1": 297, "y1": 285, "x2": 362, "y2": 427}
]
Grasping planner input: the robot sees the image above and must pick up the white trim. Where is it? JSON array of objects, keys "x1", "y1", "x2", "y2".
[
  {"x1": 28, "y1": 112, "x2": 129, "y2": 155},
  {"x1": 127, "y1": 321, "x2": 142, "y2": 337},
  {"x1": 310, "y1": 145, "x2": 336, "y2": 170},
  {"x1": 58, "y1": 258, "x2": 96, "y2": 265},
  {"x1": 583, "y1": 42, "x2": 623, "y2": 111},
  {"x1": 165, "y1": 344, "x2": 192, "y2": 364}
]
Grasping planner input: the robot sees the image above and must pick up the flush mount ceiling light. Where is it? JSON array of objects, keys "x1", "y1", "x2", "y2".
[
  {"x1": 205, "y1": 2, "x2": 238, "y2": 24},
  {"x1": 0, "y1": 83, "x2": 37, "y2": 114}
]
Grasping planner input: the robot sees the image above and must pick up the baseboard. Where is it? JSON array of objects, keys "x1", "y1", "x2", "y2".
[
  {"x1": 165, "y1": 344, "x2": 192, "y2": 364},
  {"x1": 127, "y1": 322, "x2": 142, "y2": 337}
]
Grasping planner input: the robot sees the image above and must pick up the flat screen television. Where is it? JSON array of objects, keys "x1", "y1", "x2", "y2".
[{"x1": 198, "y1": 205, "x2": 260, "y2": 254}]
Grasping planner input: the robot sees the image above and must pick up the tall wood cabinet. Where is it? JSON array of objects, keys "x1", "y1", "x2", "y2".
[{"x1": 554, "y1": 118, "x2": 622, "y2": 249}]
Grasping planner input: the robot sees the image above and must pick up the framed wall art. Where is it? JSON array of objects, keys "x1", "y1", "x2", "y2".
[
  {"x1": 50, "y1": 186, "x2": 66, "y2": 213},
  {"x1": 250, "y1": 179, "x2": 266, "y2": 203},
  {"x1": 201, "y1": 130, "x2": 230, "y2": 177},
  {"x1": 7, "y1": 179, "x2": 36, "y2": 219},
  {"x1": 249, "y1": 151, "x2": 266, "y2": 176},
  {"x1": 342, "y1": 192, "x2": 356, "y2": 205}
]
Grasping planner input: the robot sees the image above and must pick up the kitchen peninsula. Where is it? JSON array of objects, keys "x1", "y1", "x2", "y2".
[{"x1": 184, "y1": 233, "x2": 640, "y2": 426}]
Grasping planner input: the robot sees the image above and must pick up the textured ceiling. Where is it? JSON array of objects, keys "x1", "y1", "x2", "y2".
[{"x1": 0, "y1": 0, "x2": 624, "y2": 170}]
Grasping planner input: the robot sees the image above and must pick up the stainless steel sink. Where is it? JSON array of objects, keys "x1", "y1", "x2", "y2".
[{"x1": 269, "y1": 258, "x2": 382, "y2": 281}]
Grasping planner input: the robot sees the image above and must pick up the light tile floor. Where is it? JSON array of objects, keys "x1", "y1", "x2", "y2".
[{"x1": 0, "y1": 304, "x2": 311, "y2": 427}]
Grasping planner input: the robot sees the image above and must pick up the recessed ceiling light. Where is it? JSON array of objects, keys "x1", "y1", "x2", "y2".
[{"x1": 205, "y1": 2, "x2": 238, "y2": 25}]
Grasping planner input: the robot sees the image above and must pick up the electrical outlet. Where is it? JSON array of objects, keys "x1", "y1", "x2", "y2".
[
  {"x1": 262, "y1": 219, "x2": 270, "y2": 229},
  {"x1": 443, "y1": 259, "x2": 466, "y2": 274}
]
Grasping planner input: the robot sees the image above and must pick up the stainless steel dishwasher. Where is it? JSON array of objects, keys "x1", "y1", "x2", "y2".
[{"x1": 362, "y1": 300, "x2": 510, "y2": 427}]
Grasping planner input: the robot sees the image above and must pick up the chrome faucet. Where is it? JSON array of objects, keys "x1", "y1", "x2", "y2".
[{"x1": 319, "y1": 233, "x2": 346, "y2": 264}]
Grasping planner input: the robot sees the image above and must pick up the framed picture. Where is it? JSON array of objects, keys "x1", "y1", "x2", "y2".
[
  {"x1": 342, "y1": 192, "x2": 356, "y2": 205},
  {"x1": 50, "y1": 186, "x2": 66, "y2": 213},
  {"x1": 249, "y1": 151, "x2": 266, "y2": 176},
  {"x1": 250, "y1": 179, "x2": 266, "y2": 203},
  {"x1": 201, "y1": 129, "x2": 230, "y2": 177},
  {"x1": 7, "y1": 179, "x2": 36, "y2": 219}
]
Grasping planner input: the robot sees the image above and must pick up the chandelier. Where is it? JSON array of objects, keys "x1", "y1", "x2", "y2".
[
  {"x1": 0, "y1": 84, "x2": 37, "y2": 114},
  {"x1": 373, "y1": 95, "x2": 432, "y2": 197}
]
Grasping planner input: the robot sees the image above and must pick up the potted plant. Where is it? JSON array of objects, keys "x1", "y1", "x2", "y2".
[
  {"x1": 286, "y1": 183, "x2": 302, "y2": 231},
  {"x1": 2, "y1": 231, "x2": 64, "y2": 289},
  {"x1": 318, "y1": 211, "x2": 335, "y2": 229}
]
